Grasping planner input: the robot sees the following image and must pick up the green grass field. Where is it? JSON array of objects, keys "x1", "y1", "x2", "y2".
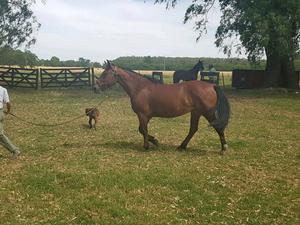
[{"x1": 0, "y1": 87, "x2": 299, "y2": 225}]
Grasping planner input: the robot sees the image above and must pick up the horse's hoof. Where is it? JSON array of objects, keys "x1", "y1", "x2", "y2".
[
  {"x1": 223, "y1": 144, "x2": 228, "y2": 151},
  {"x1": 177, "y1": 145, "x2": 187, "y2": 151},
  {"x1": 143, "y1": 145, "x2": 150, "y2": 150}
]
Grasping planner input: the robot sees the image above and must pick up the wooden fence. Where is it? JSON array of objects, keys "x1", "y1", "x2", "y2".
[
  {"x1": 232, "y1": 69, "x2": 300, "y2": 88},
  {"x1": 0, "y1": 67, "x2": 39, "y2": 89},
  {"x1": 1, "y1": 67, "x2": 298, "y2": 89},
  {"x1": 232, "y1": 69, "x2": 265, "y2": 89},
  {"x1": 40, "y1": 68, "x2": 92, "y2": 88},
  {"x1": 0, "y1": 67, "x2": 94, "y2": 89}
]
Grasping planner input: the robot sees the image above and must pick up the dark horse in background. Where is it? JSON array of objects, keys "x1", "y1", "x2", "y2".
[
  {"x1": 95, "y1": 61, "x2": 230, "y2": 154},
  {"x1": 173, "y1": 60, "x2": 204, "y2": 83}
]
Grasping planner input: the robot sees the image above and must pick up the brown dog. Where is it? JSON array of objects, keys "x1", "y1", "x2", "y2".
[{"x1": 85, "y1": 108, "x2": 100, "y2": 129}]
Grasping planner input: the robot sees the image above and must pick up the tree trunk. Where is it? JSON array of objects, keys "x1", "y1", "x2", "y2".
[
  {"x1": 281, "y1": 55, "x2": 299, "y2": 89},
  {"x1": 265, "y1": 47, "x2": 282, "y2": 87},
  {"x1": 265, "y1": 46, "x2": 299, "y2": 89}
]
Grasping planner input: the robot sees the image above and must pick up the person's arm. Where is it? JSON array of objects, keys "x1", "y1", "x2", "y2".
[{"x1": 3, "y1": 88, "x2": 11, "y2": 114}]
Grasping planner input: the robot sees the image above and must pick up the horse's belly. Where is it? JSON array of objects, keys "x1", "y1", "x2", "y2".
[
  {"x1": 151, "y1": 99, "x2": 193, "y2": 117},
  {"x1": 152, "y1": 110, "x2": 190, "y2": 118}
]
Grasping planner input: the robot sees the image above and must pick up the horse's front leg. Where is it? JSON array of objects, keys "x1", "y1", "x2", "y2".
[
  {"x1": 138, "y1": 126, "x2": 158, "y2": 146},
  {"x1": 94, "y1": 118, "x2": 97, "y2": 130},
  {"x1": 137, "y1": 113, "x2": 150, "y2": 150},
  {"x1": 88, "y1": 117, "x2": 93, "y2": 129}
]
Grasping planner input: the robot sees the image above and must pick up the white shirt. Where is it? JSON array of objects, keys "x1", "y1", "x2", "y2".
[{"x1": 0, "y1": 86, "x2": 10, "y2": 109}]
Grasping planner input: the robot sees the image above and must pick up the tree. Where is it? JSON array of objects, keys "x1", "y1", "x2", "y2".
[
  {"x1": 155, "y1": 0, "x2": 300, "y2": 89},
  {"x1": 0, "y1": 0, "x2": 40, "y2": 48},
  {"x1": 50, "y1": 56, "x2": 60, "y2": 67},
  {"x1": 0, "y1": 47, "x2": 38, "y2": 66},
  {"x1": 78, "y1": 57, "x2": 91, "y2": 67},
  {"x1": 92, "y1": 62, "x2": 102, "y2": 68}
]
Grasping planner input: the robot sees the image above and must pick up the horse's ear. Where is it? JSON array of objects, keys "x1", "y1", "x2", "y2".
[
  {"x1": 106, "y1": 60, "x2": 112, "y2": 68},
  {"x1": 107, "y1": 60, "x2": 116, "y2": 70}
]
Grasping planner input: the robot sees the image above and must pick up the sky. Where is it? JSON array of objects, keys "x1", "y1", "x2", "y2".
[{"x1": 30, "y1": 0, "x2": 230, "y2": 63}]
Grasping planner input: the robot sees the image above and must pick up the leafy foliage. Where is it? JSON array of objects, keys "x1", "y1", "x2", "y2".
[
  {"x1": 155, "y1": 0, "x2": 300, "y2": 88},
  {"x1": 39, "y1": 56, "x2": 101, "y2": 67},
  {"x1": 215, "y1": 0, "x2": 300, "y2": 61},
  {"x1": 0, "y1": 47, "x2": 38, "y2": 67},
  {"x1": 113, "y1": 56, "x2": 265, "y2": 71},
  {"x1": 155, "y1": 0, "x2": 300, "y2": 61},
  {"x1": 0, "y1": 0, "x2": 40, "y2": 48},
  {"x1": 0, "y1": 47, "x2": 102, "y2": 67}
]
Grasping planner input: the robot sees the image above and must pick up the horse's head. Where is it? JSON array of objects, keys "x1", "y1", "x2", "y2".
[
  {"x1": 94, "y1": 60, "x2": 118, "y2": 92},
  {"x1": 196, "y1": 60, "x2": 204, "y2": 71}
]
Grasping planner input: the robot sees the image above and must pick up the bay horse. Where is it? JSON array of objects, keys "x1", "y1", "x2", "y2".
[
  {"x1": 173, "y1": 60, "x2": 204, "y2": 83},
  {"x1": 95, "y1": 61, "x2": 230, "y2": 154}
]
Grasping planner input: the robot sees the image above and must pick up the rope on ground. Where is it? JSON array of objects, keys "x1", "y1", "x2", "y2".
[{"x1": 6, "y1": 98, "x2": 107, "y2": 127}]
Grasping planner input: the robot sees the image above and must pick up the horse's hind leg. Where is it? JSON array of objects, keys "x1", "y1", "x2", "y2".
[
  {"x1": 205, "y1": 114, "x2": 228, "y2": 154},
  {"x1": 214, "y1": 127, "x2": 228, "y2": 154},
  {"x1": 178, "y1": 111, "x2": 201, "y2": 150}
]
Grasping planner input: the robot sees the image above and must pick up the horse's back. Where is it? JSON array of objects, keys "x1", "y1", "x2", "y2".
[
  {"x1": 185, "y1": 81, "x2": 217, "y2": 110},
  {"x1": 144, "y1": 81, "x2": 217, "y2": 116}
]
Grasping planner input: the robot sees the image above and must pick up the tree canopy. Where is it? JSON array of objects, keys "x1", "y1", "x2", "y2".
[
  {"x1": 155, "y1": 0, "x2": 300, "y2": 88},
  {"x1": 0, "y1": 47, "x2": 102, "y2": 67},
  {"x1": 112, "y1": 56, "x2": 265, "y2": 71},
  {"x1": 155, "y1": 0, "x2": 300, "y2": 60},
  {"x1": 0, "y1": 0, "x2": 40, "y2": 48}
]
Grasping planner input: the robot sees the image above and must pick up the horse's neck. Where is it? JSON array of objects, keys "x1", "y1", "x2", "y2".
[
  {"x1": 115, "y1": 68, "x2": 146, "y2": 97},
  {"x1": 191, "y1": 65, "x2": 201, "y2": 72}
]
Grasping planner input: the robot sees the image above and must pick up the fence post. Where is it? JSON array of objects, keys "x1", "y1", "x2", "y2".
[
  {"x1": 222, "y1": 72, "x2": 225, "y2": 88},
  {"x1": 64, "y1": 69, "x2": 67, "y2": 87},
  {"x1": 11, "y1": 68, "x2": 15, "y2": 88},
  {"x1": 91, "y1": 67, "x2": 95, "y2": 88},
  {"x1": 37, "y1": 68, "x2": 40, "y2": 90}
]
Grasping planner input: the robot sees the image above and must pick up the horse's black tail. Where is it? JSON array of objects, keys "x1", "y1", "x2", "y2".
[{"x1": 212, "y1": 86, "x2": 230, "y2": 131}]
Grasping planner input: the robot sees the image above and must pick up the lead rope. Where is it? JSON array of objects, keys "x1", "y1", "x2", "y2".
[{"x1": 6, "y1": 97, "x2": 107, "y2": 127}]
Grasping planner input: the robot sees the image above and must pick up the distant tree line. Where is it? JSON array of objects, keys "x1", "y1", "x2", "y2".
[
  {"x1": 0, "y1": 47, "x2": 101, "y2": 67},
  {"x1": 0, "y1": 47, "x2": 39, "y2": 67},
  {"x1": 112, "y1": 56, "x2": 266, "y2": 71},
  {"x1": 1, "y1": 47, "x2": 300, "y2": 71},
  {"x1": 39, "y1": 56, "x2": 101, "y2": 68}
]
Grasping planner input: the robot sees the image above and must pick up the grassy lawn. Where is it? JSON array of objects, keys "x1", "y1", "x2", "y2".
[{"x1": 0, "y1": 87, "x2": 299, "y2": 225}]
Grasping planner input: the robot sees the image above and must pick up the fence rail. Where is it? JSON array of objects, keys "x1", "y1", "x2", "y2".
[
  {"x1": 0, "y1": 67, "x2": 39, "y2": 89},
  {"x1": 0, "y1": 67, "x2": 298, "y2": 89},
  {"x1": 40, "y1": 68, "x2": 91, "y2": 88},
  {"x1": 0, "y1": 67, "x2": 94, "y2": 89}
]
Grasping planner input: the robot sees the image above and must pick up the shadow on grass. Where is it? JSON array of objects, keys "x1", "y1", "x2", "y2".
[
  {"x1": 225, "y1": 88, "x2": 300, "y2": 99},
  {"x1": 80, "y1": 124, "x2": 96, "y2": 130},
  {"x1": 97, "y1": 140, "x2": 215, "y2": 156}
]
